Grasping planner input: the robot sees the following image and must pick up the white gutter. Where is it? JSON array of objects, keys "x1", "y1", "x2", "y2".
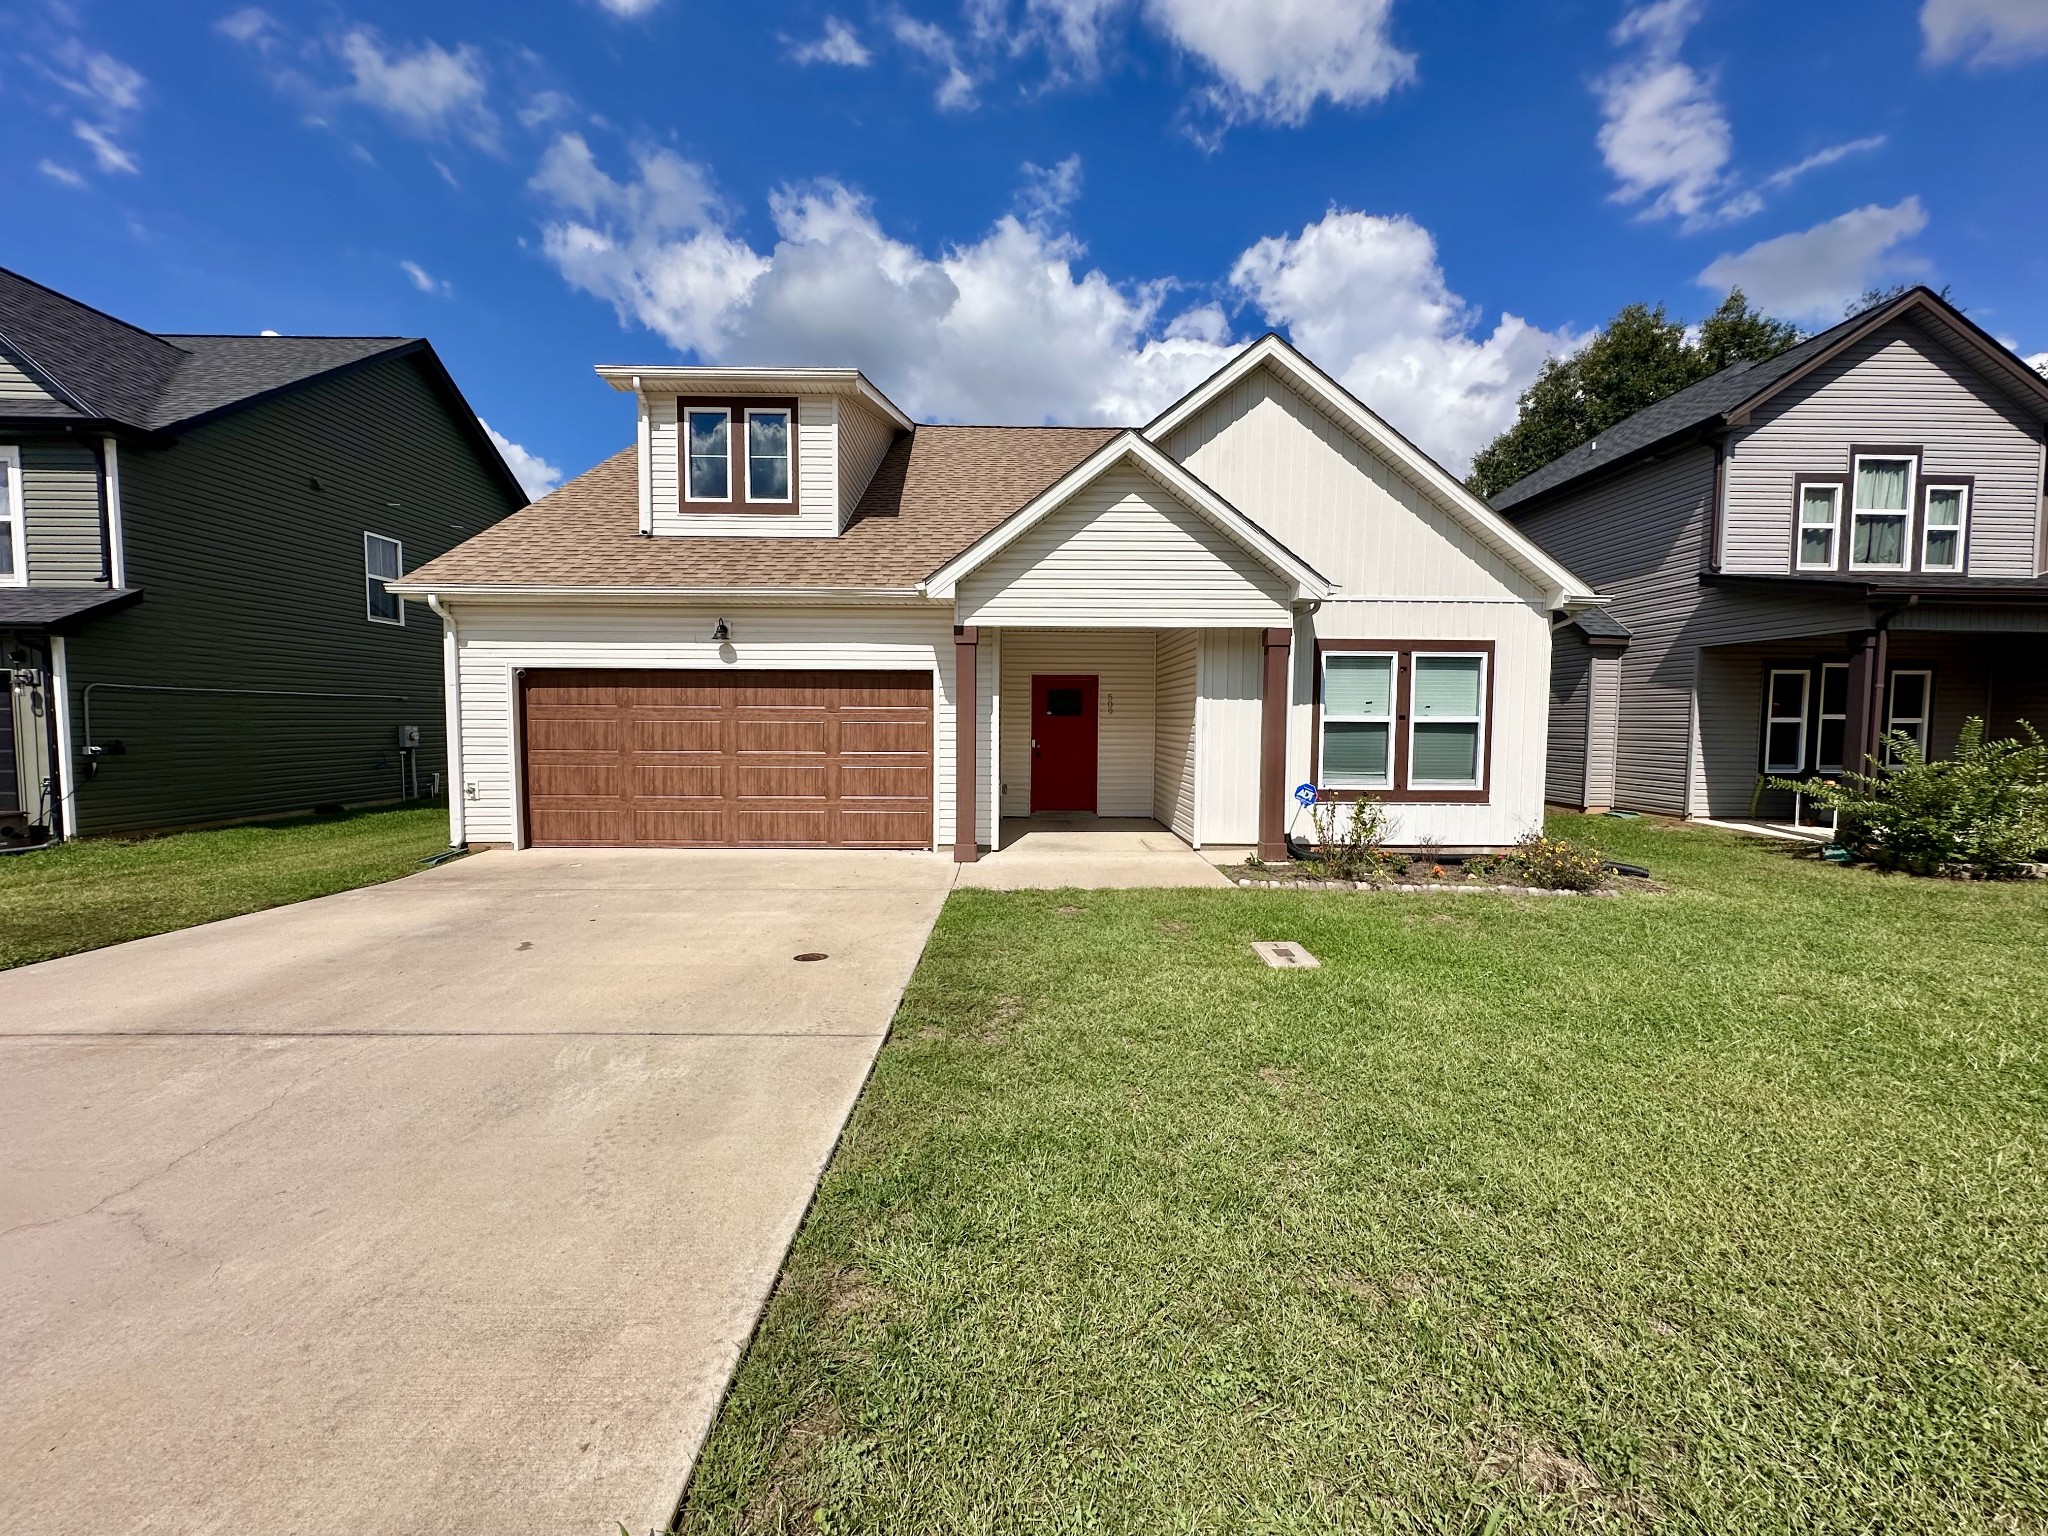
[
  {"x1": 427, "y1": 594, "x2": 465, "y2": 847},
  {"x1": 49, "y1": 635, "x2": 77, "y2": 839},
  {"x1": 102, "y1": 436, "x2": 127, "y2": 589},
  {"x1": 386, "y1": 582, "x2": 931, "y2": 604},
  {"x1": 594, "y1": 364, "x2": 918, "y2": 433}
]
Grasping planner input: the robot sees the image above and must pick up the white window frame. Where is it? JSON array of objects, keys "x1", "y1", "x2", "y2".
[
  {"x1": 1815, "y1": 662, "x2": 1849, "y2": 773},
  {"x1": 364, "y1": 531, "x2": 405, "y2": 627},
  {"x1": 1319, "y1": 650, "x2": 1396, "y2": 791},
  {"x1": 0, "y1": 445, "x2": 25, "y2": 587},
  {"x1": 742, "y1": 406, "x2": 794, "y2": 505},
  {"x1": 1406, "y1": 651, "x2": 1488, "y2": 791},
  {"x1": 1795, "y1": 482, "x2": 1842, "y2": 572},
  {"x1": 1885, "y1": 669, "x2": 1933, "y2": 765},
  {"x1": 1763, "y1": 668, "x2": 1810, "y2": 775},
  {"x1": 1920, "y1": 482, "x2": 1969, "y2": 574},
  {"x1": 1848, "y1": 453, "x2": 1915, "y2": 572},
  {"x1": 683, "y1": 406, "x2": 732, "y2": 504}
]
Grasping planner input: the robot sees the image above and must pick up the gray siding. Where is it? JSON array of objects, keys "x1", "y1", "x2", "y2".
[
  {"x1": 60, "y1": 354, "x2": 522, "y2": 834},
  {"x1": 0, "y1": 341, "x2": 57, "y2": 401},
  {"x1": 1546, "y1": 625, "x2": 1590, "y2": 807},
  {"x1": 21, "y1": 439, "x2": 105, "y2": 586},
  {"x1": 1725, "y1": 314, "x2": 2046, "y2": 578},
  {"x1": 1586, "y1": 652, "x2": 1620, "y2": 810}
]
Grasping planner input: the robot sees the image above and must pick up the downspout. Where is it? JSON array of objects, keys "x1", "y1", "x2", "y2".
[
  {"x1": 634, "y1": 376, "x2": 653, "y2": 537},
  {"x1": 428, "y1": 594, "x2": 466, "y2": 848},
  {"x1": 49, "y1": 635, "x2": 77, "y2": 839},
  {"x1": 102, "y1": 436, "x2": 127, "y2": 590}
]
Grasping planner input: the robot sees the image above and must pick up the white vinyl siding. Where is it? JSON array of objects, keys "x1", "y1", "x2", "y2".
[
  {"x1": 956, "y1": 464, "x2": 1293, "y2": 628},
  {"x1": 1723, "y1": 314, "x2": 2044, "y2": 577},
  {"x1": 646, "y1": 394, "x2": 841, "y2": 537},
  {"x1": 1195, "y1": 628, "x2": 1263, "y2": 845},
  {"x1": 997, "y1": 628, "x2": 1156, "y2": 818},
  {"x1": 1159, "y1": 364, "x2": 1534, "y2": 600},
  {"x1": 1153, "y1": 629, "x2": 1197, "y2": 840},
  {"x1": 837, "y1": 399, "x2": 899, "y2": 530},
  {"x1": 445, "y1": 603, "x2": 956, "y2": 848}
]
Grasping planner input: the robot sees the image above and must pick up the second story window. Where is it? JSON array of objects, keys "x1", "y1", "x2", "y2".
[
  {"x1": 1850, "y1": 455, "x2": 1913, "y2": 570},
  {"x1": 746, "y1": 408, "x2": 792, "y2": 502},
  {"x1": 0, "y1": 446, "x2": 22, "y2": 586},
  {"x1": 365, "y1": 532, "x2": 404, "y2": 625},
  {"x1": 1796, "y1": 482, "x2": 1841, "y2": 570},
  {"x1": 686, "y1": 408, "x2": 731, "y2": 502},
  {"x1": 1922, "y1": 484, "x2": 1968, "y2": 572}
]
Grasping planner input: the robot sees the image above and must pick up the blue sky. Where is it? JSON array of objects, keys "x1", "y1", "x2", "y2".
[{"x1": 7, "y1": 0, "x2": 2047, "y2": 497}]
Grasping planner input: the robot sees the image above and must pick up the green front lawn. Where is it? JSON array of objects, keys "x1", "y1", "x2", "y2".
[
  {"x1": 679, "y1": 816, "x2": 2048, "y2": 1534},
  {"x1": 0, "y1": 804, "x2": 453, "y2": 970}
]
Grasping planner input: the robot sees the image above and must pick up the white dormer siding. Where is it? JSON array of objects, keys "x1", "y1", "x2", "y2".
[
  {"x1": 645, "y1": 394, "x2": 839, "y2": 538},
  {"x1": 838, "y1": 398, "x2": 898, "y2": 531}
]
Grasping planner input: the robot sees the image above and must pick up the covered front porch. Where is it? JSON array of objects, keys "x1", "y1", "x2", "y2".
[{"x1": 949, "y1": 624, "x2": 1291, "y2": 864}]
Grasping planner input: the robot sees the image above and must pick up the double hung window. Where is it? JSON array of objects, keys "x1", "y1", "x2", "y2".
[
  {"x1": 365, "y1": 532, "x2": 404, "y2": 625},
  {"x1": 1921, "y1": 484, "x2": 1967, "y2": 572},
  {"x1": 1317, "y1": 644, "x2": 1490, "y2": 798},
  {"x1": 0, "y1": 447, "x2": 22, "y2": 585},
  {"x1": 1849, "y1": 455, "x2": 1913, "y2": 570}
]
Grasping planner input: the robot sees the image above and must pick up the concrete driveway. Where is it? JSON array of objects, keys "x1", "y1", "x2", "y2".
[{"x1": 0, "y1": 848, "x2": 953, "y2": 1536}]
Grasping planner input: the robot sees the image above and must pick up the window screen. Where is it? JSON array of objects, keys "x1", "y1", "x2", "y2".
[
  {"x1": 1320, "y1": 653, "x2": 1393, "y2": 788},
  {"x1": 1409, "y1": 655, "x2": 1483, "y2": 787}
]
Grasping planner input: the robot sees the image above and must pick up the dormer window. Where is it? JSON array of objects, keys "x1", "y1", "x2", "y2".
[
  {"x1": 685, "y1": 408, "x2": 730, "y2": 502},
  {"x1": 746, "y1": 408, "x2": 792, "y2": 502}
]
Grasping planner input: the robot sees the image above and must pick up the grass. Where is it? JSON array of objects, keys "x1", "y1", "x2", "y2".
[
  {"x1": 0, "y1": 804, "x2": 453, "y2": 970},
  {"x1": 677, "y1": 815, "x2": 2048, "y2": 1535}
]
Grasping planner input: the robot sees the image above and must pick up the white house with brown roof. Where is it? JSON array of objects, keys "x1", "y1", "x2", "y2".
[{"x1": 392, "y1": 335, "x2": 1598, "y2": 860}]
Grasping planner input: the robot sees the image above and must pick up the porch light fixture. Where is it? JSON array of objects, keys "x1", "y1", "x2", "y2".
[{"x1": 712, "y1": 617, "x2": 731, "y2": 642}]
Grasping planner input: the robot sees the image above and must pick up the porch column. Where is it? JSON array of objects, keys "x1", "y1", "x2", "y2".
[
  {"x1": 953, "y1": 625, "x2": 979, "y2": 863},
  {"x1": 1843, "y1": 625, "x2": 1891, "y2": 772},
  {"x1": 1258, "y1": 626, "x2": 1291, "y2": 862}
]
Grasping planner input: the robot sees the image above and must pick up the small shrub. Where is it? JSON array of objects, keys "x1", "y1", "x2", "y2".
[
  {"x1": 1772, "y1": 718, "x2": 2048, "y2": 877},
  {"x1": 1499, "y1": 833, "x2": 1607, "y2": 891},
  {"x1": 1305, "y1": 795, "x2": 1389, "y2": 881}
]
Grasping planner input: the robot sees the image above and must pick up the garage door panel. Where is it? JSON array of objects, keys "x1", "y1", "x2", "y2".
[{"x1": 522, "y1": 669, "x2": 932, "y2": 848}]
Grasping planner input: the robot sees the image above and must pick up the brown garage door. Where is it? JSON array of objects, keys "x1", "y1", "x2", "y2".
[{"x1": 520, "y1": 669, "x2": 934, "y2": 848}]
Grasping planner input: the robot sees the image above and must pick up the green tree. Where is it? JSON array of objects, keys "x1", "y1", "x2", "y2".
[
  {"x1": 1845, "y1": 282, "x2": 1951, "y2": 318},
  {"x1": 1467, "y1": 289, "x2": 1801, "y2": 501}
]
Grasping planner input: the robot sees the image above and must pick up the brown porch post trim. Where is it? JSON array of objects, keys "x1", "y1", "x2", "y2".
[
  {"x1": 1864, "y1": 622, "x2": 1891, "y2": 767},
  {"x1": 1258, "y1": 626, "x2": 1291, "y2": 862},
  {"x1": 1842, "y1": 630, "x2": 1877, "y2": 774},
  {"x1": 953, "y1": 625, "x2": 979, "y2": 863}
]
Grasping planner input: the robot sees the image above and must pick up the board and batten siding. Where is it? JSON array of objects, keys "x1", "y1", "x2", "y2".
[
  {"x1": 0, "y1": 341, "x2": 59, "y2": 401},
  {"x1": 838, "y1": 399, "x2": 899, "y2": 530},
  {"x1": 646, "y1": 394, "x2": 841, "y2": 538},
  {"x1": 997, "y1": 629, "x2": 1156, "y2": 818},
  {"x1": 955, "y1": 464, "x2": 1292, "y2": 627},
  {"x1": 61, "y1": 354, "x2": 522, "y2": 834},
  {"x1": 1724, "y1": 314, "x2": 2046, "y2": 578},
  {"x1": 1160, "y1": 365, "x2": 1533, "y2": 601},
  {"x1": 450, "y1": 603, "x2": 958, "y2": 848},
  {"x1": 1152, "y1": 629, "x2": 1197, "y2": 839},
  {"x1": 1195, "y1": 627, "x2": 1262, "y2": 845},
  {"x1": 20, "y1": 439, "x2": 104, "y2": 586},
  {"x1": 1288, "y1": 599, "x2": 1551, "y2": 848}
]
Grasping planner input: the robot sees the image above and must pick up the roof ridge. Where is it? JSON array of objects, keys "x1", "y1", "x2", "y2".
[
  {"x1": 0, "y1": 266, "x2": 189, "y2": 358},
  {"x1": 162, "y1": 332, "x2": 419, "y2": 342}
]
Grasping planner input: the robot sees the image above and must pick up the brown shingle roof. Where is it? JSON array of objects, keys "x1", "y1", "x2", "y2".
[{"x1": 400, "y1": 424, "x2": 1124, "y2": 590}]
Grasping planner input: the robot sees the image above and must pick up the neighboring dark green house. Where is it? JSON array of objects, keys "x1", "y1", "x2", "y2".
[{"x1": 0, "y1": 268, "x2": 527, "y2": 843}]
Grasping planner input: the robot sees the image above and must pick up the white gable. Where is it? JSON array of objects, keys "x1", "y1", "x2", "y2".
[
  {"x1": 1160, "y1": 362, "x2": 1542, "y2": 602},
  {"x1": 954, "y1": 463, "x2": 1294, "y2": 627}
]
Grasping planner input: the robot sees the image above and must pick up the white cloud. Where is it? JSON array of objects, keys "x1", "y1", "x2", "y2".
[
  {"x1": 1595, "y1": 0, "x2": 1737, "y2": 226},
  {"x1": 1698, "y1": 198, "x2": 1931, "y2": 323},
  {"x1": 1142, "y1": 0, "x2": 1416, "y2": 129},
  {"x1": 1758, "y1": 135, "x2": 1887, "y2": 193},
  {"x1": 38, "y1": 158, "x2": 88, "y2": 188},
  {"x1": 1230, "y1": 210, "x2": 1577, "y2": 469},
  {"x1": 215, "y1": 8, "x2": 277, "y2": 46},
  {"x1": 335, "y1": 28, "x2": 497, "y2": 147},
  {"x1": 593, "y1": 0, "x2": 664, "y2": 14},
  {"x1": 789, "y1": 17, "x2": 873, "y2": 66},
  {"x1": 32, "y1": 38, "x2": 147, "y2": 180},
  {"x1": 73, "y1": 120, "x2": 138, "y2": 174},
  {"x1": 1017, "y1": 153, "x2": 1083, "y2": 225},
  {"x1": 483, "y1": 422, "x2": 564, "y2": 498},
  {"x1": 890, "y1": 13, "x2": 979, "y2": 108},
  {"x1": 518, "y1": 89, "x2": 576, "y2": 128},
  {"x1": 400, "y1": 259, "x2": 452, "y2": 296},
  {"x1": 531, "y1": 140, "x2": 1564, "y2": 470},
  {"x1": 1922, "y1": 0, "x2": 2048, "y2": 65}
]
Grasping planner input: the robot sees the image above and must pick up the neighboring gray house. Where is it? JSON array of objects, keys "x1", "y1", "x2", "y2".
[
  {"x1": 1493, "y1": 287, "x2": 2048, "y2": 820},
  {"x1": 0, "y1": 268, "x2": 526, "y2": 843}
]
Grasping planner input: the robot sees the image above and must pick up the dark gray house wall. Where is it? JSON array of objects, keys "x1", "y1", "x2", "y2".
[
  {"x1": 1724, "y1": 313, "x2": 2046, "y2": 579},
  {"x1": 59, "y1": 353, "x2": 521, "y2": 834},
  {"x1": 1546, "y1": 625, "x2": 1590, "y2": 807},
  {"x1": 21, "y1": 438, "x2": 105, "y2": 586}
]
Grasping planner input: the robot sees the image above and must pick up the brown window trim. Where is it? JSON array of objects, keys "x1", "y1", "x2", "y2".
[
  {"x1": 1841, "y1": 443, "x2": 1923, "y2": 575},
  {"x1": 1310, "y1": 638, "x2": 1494, "y2": 805},
  {"x1": 678, "y1": 396, "x2": 799, "y2": 515}
]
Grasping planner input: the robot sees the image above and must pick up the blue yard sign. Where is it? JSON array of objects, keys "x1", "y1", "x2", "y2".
[{"x1": 1294, "y1": 783, "x2": 1319, "y2": 807}]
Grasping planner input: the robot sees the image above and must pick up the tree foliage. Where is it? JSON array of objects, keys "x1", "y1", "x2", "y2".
[{"x1": 1466, "y1": 290, "x2": 1801, "y2": 501}]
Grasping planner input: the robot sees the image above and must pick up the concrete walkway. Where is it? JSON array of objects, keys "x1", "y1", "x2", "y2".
[
  {"x1": 0, "y1": 848, "x2": 953, "y2": 1536},
  {"x1": 955, "y1": 817, "x2": 1233, "y2": 889}
]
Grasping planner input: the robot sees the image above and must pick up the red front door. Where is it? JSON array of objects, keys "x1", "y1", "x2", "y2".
[{"x1": 1030, "y1": 674, "x2": 1098, "y2": 813}]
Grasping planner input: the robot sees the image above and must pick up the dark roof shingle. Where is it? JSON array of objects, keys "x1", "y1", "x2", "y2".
[{"x1": 401, "y1": 425, "x2": 1124, "y2": 590}]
